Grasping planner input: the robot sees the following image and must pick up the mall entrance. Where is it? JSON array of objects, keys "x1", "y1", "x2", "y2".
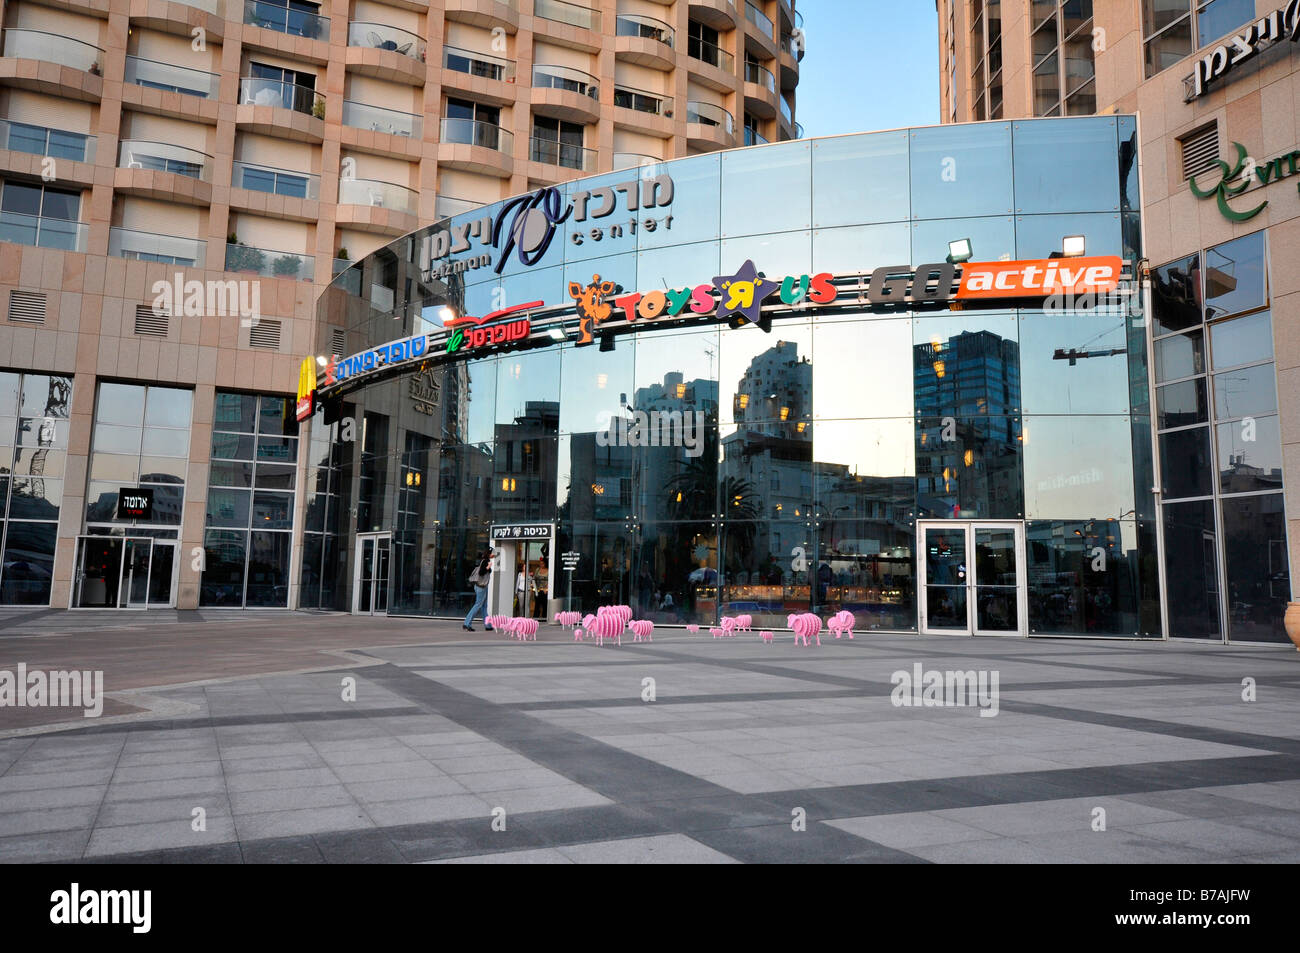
[
  {"x1": 487, "y1": 524, "x2": 555, "y2": 620},
  {"x1": 71, "y1": 535, "x2": 176, "y2": 609},
  {"x1": 918, "y1": 521, "x2": 1026, "y2": 636},
  {"x1": 353, "y1": 532, "x2": 391, "y2": 615}
]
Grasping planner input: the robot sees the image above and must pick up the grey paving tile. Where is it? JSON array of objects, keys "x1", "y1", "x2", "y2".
[
  {"x1": 362, "y1": 795, "x2": 493, "y2": 827},
  {"x1": 0, "y1": 829, "x2": 88, "y2": 863},
  {"x1": 83, "y1": 818, "x2": 239, "y2": 857},
  {"x1": 827, "y1": 812, "x2": 1001, "y2": 849},
  {"x1": 224, "y1": 768, "x2": 340, "y2": 793},
  {"x1": 344, "y1": 777, "x2": 470, "y2": 803},
  {"x1": 557, "y1": 834, "x2": 739, "y2": 864},
  {"x1": 0, "y1": 806, "x2": 100, "y2": 837},
  {"x1": 427, "y1": 847, "x2": 573, "y2": 864},
  {"x1": 233, "y1": 806, "x2": 374, "y2": 840},
  {"x1": 229, "y1": 785, "x2": 358, "y2": 816},
  {"x1": 96, "y1": 797, "x2": 231, "y2": 828},
  {"x1": 0, "y1": 784, "x2": 106, "y2": 813}
]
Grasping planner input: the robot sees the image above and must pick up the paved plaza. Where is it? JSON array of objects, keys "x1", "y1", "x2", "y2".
[{"x1": 1, "y1": 610, "x2": 1299, "y2": 863}]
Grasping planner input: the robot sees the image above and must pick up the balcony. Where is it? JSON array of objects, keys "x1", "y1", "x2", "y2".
[
  {"x1": 0, "y1": 120, "x2": 95, "y2": 163},
  {"x1": 338, "y1": 177, "x2": 417, "y2": 216},
  {"x1": 2, "y1": 29, "x2": 102, "y2": 73},
  {"x1": 438, "y1": 117, "x2": 513, "y2": 176},
  {"x1": 779, "y1": 94, "x2": 792, "y2": 125},
  {"x1": 745, "y1": 1, "x2": 774, "y2": 39},
  {"x1": 531, "y1": 64, "x2": 600, "y2": 124},
  {"x1": 444, "y1": 46, "x2": 514, "y2": 82},
  {"x1": 224, "y1": 242, "x2": 315, "y2": 281},
  {"x1": 613, "y1": 152, "x2": 663, "y2": 171},
  {"x1": 232, "y1": 160, "x2": 320, "y2": 200},
  {"x1": 244, "y1": 0, "x2": 329, "y2": 41},
  {"x1": 341, "y1": 99, "x2": 421, "y2": 138},
  {"x1": 435, "y1": 195, "x2": 484, "y2": 219},
  {"x1": 240, "y1": 76, "x2": 318, "y2": 115},
  {"x1": 745, "y1": 60, "x2": 775, "y2": 92},
  {"x1": 348, "y1": 21, "x2": 425, "y2": 60},
  {"x1": 744, "y1": 60, "x2": 777, "y2": 118},
  {"x1": 0, "y1": 211, "x2": 87, "y2": 252},
  {"x1": 108, "y1": 227, "x2": 205, "y2": 267},
  {"x1": 743, "y1": 126, "x2": 768, "y2": 146},
  {"x1": 687, "y1": 37, "x2": 734, "y2": 91},
  {"x1": 688, "y1": 0, "x2": 738, "y2": 30},
  {"x1": 444, "y1": 0, "x2": 519, "y2": 34},
  {"x1": 614, "y1": 14, "x2": 674, "y2": 70},
  {"x1": 686, "y1": 100, "x2": 735, "y2": 150},
  {"x1": 119, "y1": 139, "x2": 212, "y2": 181},
  {"x1": 125, "y1": 55, "x2": 221, "y2": 99},
  {"x1": 529, "y1": 136, "x2": 595, "y2": 173},
  {"x1": 534, "y1": 0, "x2": 600, "y2": 32},
  {"x1": 613, "y1": 86, "x2": 673, "y2": 129}
]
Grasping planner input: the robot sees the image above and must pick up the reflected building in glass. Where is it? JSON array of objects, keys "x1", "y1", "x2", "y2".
[{"x1": 305, "y1": 117, "x2": 1181, "y2": 640}]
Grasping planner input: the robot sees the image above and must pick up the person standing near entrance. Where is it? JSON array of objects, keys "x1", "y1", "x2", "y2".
[{"x1": 463, "y1": 547, "x2": 495, "y2": 632}]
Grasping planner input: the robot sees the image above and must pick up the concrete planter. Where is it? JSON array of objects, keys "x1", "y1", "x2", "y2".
[{"x1": 1285, "y1": 602, "x2": 1300, "y2": 652}]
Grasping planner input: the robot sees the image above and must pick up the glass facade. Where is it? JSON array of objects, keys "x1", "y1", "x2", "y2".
[
  {"x1": 1152, "y1": 231, "x2": 1290, "y2": 643},
  {"x1": 200, "y1": 392, "x2": 300, "y2": 607},
  {"x1": 310, "y1": 118, "x2": 1163, "y2": 636}
]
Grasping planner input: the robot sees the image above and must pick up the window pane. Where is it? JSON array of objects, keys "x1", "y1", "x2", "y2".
[
  {"x1": 1151, "y1": 254, "x2": 1200, "y2": 335},
  {"x1": 1213, "y1": 363, "x2": 1276, "y2": 419},
  {"x1": 255, "y1": 463, "x2": 296, "y2": 489},
  {"x1": 1153, "y1": 330, "x2": 1204, "y2": 382},
  {"x1": 251, "y1": 490, "x2": 294, "y2": 528},
  {"x1": 209, "y1": 461, "x2": 253, "y2": 488},
  {"x1": 1023, "y1": 415, "x2": 1134, "y2": 519},
  {"x1": 246, "y1": 531, "x2": 291, "y2": 606},
  {"x1": 1204, "y1": 232, "x2": 1266, "y2": 318},
  {"x1": 1196, "y1": 0, "x2": 1255, "y2": 45},
  {"x1": 207, "y1": 488, "x2": 251, "y2": 527},
  {"x1": 21, "y1": 375, "x2": 71, "y2": 417},
  {"x1": 145, "y1": 387, "x2": 192, "y2": 428},
  {"x1": 1, "y1": 182, "x2": 42, "y2": 216},
  {"x1": 1012, "y1": 117, "x2": 1119, "y2": 215},
  {"x1": 1145, "y1": 16, "x2": 1193, "y2": 76},
  {"x1": 258, "y1": 396, "x2": 296, "y2": 435},
  {"x1": 0, "y1": 520, "x2": 57, "y2": 604},
  {"x1": 0, "y1": 373, "x2": 19, "y2": 416},
  {"x1": 200, "y1": 529, "x2": 246, "y2": 606},
  {"x1": 1158, "y1": 427, "x2": 1212, "y2": 498},
  {"x1": 1210, "y1": 311, "x2": 1272, "y2": 369},
  {"x1": 721, "y1": 141, "x2": 810, "y2": 238},
  {"x1": 96, "y1": 383, "x2": 146, "y2": 425},
  {"x1": 811, "y1": 131, "x2": 910, "y2": 228},
  {"x1": 1216, "y1": 414, "x2": 1281, "y2": 494},
  {"x1": 1156, "y1": 378, "x2": 1208, "y2": 429},
  {"x1": 256, "y1": 436, "x2": 297, "y2": 462},
  {"x1": 8, "y1": 477, "x2": 60, "y2": 519},
  {"x1": 141, "y1": 427, "x2": 190, "y2": 458},
  {"x1": 910, "y1": 122, "x2": 1014, "y2": 220},
  {"x1": 1033, "y1": 52, "x2": 1060, "y2": 115},
  {"x1": 1145, "y1": 0, "x2": 1191, "y2": 34},
  {"x1": 213, "y1": 392, "x2": 257, "y2": 432},
  {"x1": 39, "y1": 189, "x2": 80, "y2": 221},
  {"x1": 1162, "y1": 498, "x2": 1220, "y2": 638},
  {"x1": 1020, "y1": 310, "x2": 1129, "y2": 414},
  {"x1": 212, "y1": 433, "x2": 255, "y2": 460},
  {"x1": 1221, "y1": 493, "x2": 1290, "y2": 643}
]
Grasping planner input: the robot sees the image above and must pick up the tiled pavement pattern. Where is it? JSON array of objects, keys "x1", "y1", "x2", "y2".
[{"x1": 2, "y1": 626, "x2": 1299, "y2": 863}]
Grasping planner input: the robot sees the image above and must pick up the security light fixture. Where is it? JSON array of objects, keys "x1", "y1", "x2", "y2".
[
  {"x1": 438, "y1": 305, "x2": 457, "y2": 323},
  {"x1": 547, "y1": 327, "x2": 566, "y2": 341},
  {"x1": 947, "y1": 238, "x2": 973, "y2": 263},
  {"x1": 1062, "y1": 235, "x2": 1086, "y2": 258}
]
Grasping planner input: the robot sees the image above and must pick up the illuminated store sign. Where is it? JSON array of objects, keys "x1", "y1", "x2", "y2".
[
  {"x1": 423, "y1": 175, "x2": 675, "y2": 280},
  {"x1": 1186, "y1": 1, "x2": 1300, "y2": 99},
  {"x1": 1191, "y1": 140, "x2": 1300, "y2": 222},
  {"x1": 318, "y1": 256, "x2": 1124, "y2": 398},
  {"x1": 295, "y1": 356, "x2": 316, "y2": 422}
]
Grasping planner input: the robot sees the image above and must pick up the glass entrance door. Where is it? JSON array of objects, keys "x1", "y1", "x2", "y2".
[
  {"x1": 353, "y1": 533, "x2": 391, "y2": 615},
  {"x1": 919, "y1": 521, "x2": 1025, "y2": 636},
  {"x1": 119, "y1": 538, "x2": 153, "y2": 609},
  {"x1": 72, "y1": 536, "x2": 156, "y2": 609}
]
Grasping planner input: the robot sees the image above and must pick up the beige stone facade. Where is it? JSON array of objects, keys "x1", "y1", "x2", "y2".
[{"x1": 0, "y1": 0, "x2": 802, "y2": 609}]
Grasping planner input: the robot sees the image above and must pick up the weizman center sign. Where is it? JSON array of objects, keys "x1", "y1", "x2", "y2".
[{"x1": 1186, "y1": 1, "x2": 1300, "y2": 100}]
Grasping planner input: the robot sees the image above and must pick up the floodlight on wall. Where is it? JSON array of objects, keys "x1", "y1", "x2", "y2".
[
  {"x1": 1062, "y1": 235, "x2": 1086, "y2": 258},
  {"x1": 438, "y1": 305, "x2": 457, "y2": 323},
  {"x1": 316, "y1": 355, "x2": 328, "y2": 367},
  {"x1": 547, "y1": 327, "x2": 566, "y2": 341},
  {"x1": 947, "y1": 238, "x2": 973, "y2": 263}
]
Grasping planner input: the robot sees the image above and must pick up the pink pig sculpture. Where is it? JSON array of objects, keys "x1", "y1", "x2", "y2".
[
  {"x1": 587, "y1": 612, "x2": 623, "y2": 646},
  {"x1": 734, "y1": 614, "x2": 753, "y2": 632},
  {"x1": 787, "y1": 613, "x2": 823, "y2": 647},
  {"x1": 686, "y1": 624, "x2": 700, "y2": 634},
  {"x1": 759, "y1": 630, "x2": 774, "y2": 644},
  {"x1": 511, "y1": 617, "x2": 539, "y2": 641},
  {"x1": 829, "y1": 610, "x2": 856, "y2": 639},
  {"x1": 629, "y1": 620, "x2": 654, "y2": 642}
]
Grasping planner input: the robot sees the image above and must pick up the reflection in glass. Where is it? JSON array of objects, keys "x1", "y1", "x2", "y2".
[
  {"x1": 811, "y1": 132, "x2": 910, "y2": 227},
  {"x1": 720, "y1": 520, "x2": 808, "y2": 630},
  {"x1": 1019, "y1": 310, "x2": 1128, "y2": 414},
  {"x1": 1222, "y1": 493, "x2": 1289, "y2": 643},
  {"x1": 1209, "y1": 310, "x2": 1272, "y2": 370},
  {"x1": 1159, "y1": 427, "x2": 1212, "y2": 499},
  {"x1": 1015, "y1": 212, "x2": 1121, "y2": 261},
  {"x1": 1162, "y1": 500, "x2": 1220, "y2": 639},
  {"x1": 911, "y1": 217, "x2": 1015, "y2": 268},
  {"x1": 1022, "y1": 415, "x2": 1133, "y2": 519},
  {"x1": 1212, "y1": 363, "x2": 1276, "y2": 420},
  {"x1": 909, "y1": 123, "x2": 1013, "y2": 220},
  {"x1": 1153, "y1": 330, "x2": 1203, "y2": 382},
  {"x1": 813, "y1": 319, "x2": 913, "y2": 419},
  {"x1": 721, "y1": 141, "x2": 810, "y2": 238},
  {"x1": 1204, "y1": 231, "x2": 1266, "y2": 320},
  {"x1": 1025, "y1": 519, "x2": 1143, "y2": 634},
  {"x1": 1216, "y1": 415, "x2": 1282, "y2": 495},
  {"x1": 1151, "y1": 254, "x2": 1200, "y2": 336},
  {"x1": 1156, "y1": 379, "x2": 1208, "y2": 430},
  {"x1": 820, "y1": 518, "x2": 914, "y2": 630},
  {"x1": 1012, "y1": 117, "x2": 1119, "y2": 214},
  {"x1": 924, "y1": 526, "x2": 968, "y2": 629}
]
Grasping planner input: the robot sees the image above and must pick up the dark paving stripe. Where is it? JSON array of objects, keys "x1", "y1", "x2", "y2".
[
  {"x1": 67, "y1": 751, "x2": 1300, "y2": 865},
  {"x1": 29, "y1": 705, "x2": 425, "y2": 738}
]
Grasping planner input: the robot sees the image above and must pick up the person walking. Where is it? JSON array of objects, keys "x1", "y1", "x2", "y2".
[{"x1": 463, "y1": 547, "x2": 495, "y2": 632}]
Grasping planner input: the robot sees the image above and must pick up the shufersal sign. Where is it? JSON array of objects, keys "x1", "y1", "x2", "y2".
[
  {"x1": 1187, "y1": 1, "x2": 1300, "y2": 100},
  {"x1": 422, "y1": 174, "x2": 675, "y2": 281}
]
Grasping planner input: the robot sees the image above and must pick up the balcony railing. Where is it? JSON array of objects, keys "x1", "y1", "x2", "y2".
[
  {"x1": 338, "y1": 177, "x2": 418, "y2": 215},
  {"x1": 224, "y1": 242, "x2": 315, "y2": 281},
  {"x1": 435, "y1": 195, "x2": 483, "y2": 219},
  {"x1": 532, "y1": 64, "x2": 598, "y2": 98},
  {"x1": 794, "y1": 7, "x2": 803, "y2": 29},
  {"x1": 341, "y1": 99, "x2": 421, "y2": 137},
  {"x1": 240, "y1": 76, "x2": 320, "y2": 116},
  {"x1": 244, "y1": 0, "x2": 329, "y2": 40},
  {"x1": 125, "y1": 55, "x2": 221, "y2": 99},
  {"x1": 613, "y1": 152, "x2": 662, "y2": 171},
  {"x1": 534, "y1": 0, "x2": 600, "y2": 32},
  {"x1": 685, "y1": 101, "x2": 734, "y2": 134},
  {"x1": 779, "y1": 95, "x2": 792, "y2": 124},
  {"x1": 440, "y1": 117, "x2": 513, "y2": 153},
  {"x1": 0, "y1": 211, "x2": 87, "y2": 251},
  {"x1": 615, "y1": 13, "x2": 673, "y2": 46},
  {"x1": 0, "y1": 120, "x2": 95, "y2": 163},
  {"x1": 745, "y1": 1, "x2": 774, "y2": 38},
  {"x1": 743, "y1": 126, "x2": 768, "y2": 146},
  {"x1": 108, "y1": 226, "x2": 205, "y2": 266},
  {"x1": 745, "y1": 60, "x2": 776, "y2": 92},
  {"x1": 529, "y1": 136, "x2": 595, "y2": 172},
  {"x1": 2, "y1": 29, "x2": 103, "y2": 73},
  {"x1": 794, "y1": 121, "x2": 804, "y2": 138},
  {"x1": 175, "y1": 0, "x2": 223, "y2": 12},
  {"x1": 687, "y1": 37, "x2": 733, "y2": 72},
  {"x1": 613, "y1": 86, "x2": 672, "y2": 118},
  {"x1": 443, "y1": 45, "x2": 514, "y2": 82},
  {"x1": 232, "y1": 160, "x2": 319, "y2": 200},
  {"x1": 118, "y1": 139, "x2": 212, "y2": 181},
  {"x1": 348, "y1": 21, "x2": 426, "y2": 62}
]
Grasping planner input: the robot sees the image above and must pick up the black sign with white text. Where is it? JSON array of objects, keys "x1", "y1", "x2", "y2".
[
  {"x1": 490, "y1": 523, "x2": 553, "y2": 541},
  {"x1": 117, "y1": 488, "x2": 154, "y2": 520}
]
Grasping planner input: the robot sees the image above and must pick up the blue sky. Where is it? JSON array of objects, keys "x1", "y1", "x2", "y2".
[{"x1": 795, "y1": 0, "x2": 940, "y2": 137}]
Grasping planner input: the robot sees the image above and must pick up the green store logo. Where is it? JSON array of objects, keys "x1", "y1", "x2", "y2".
[{"x1": 1191, "y1": 141, "x2": 1300, "y2": 222}]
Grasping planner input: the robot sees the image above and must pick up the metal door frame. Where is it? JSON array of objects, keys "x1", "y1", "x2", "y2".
[
  {"x1": 352, "y1": 531, "x2": 391, "y2": 615},
  {"x1": 917, "y1": 520, "x2": 1027, "y2": 637}
]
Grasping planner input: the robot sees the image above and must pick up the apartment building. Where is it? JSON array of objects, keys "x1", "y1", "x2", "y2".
[
  {"x1": 938, "y1": 0, "x2": 1299, "y2": 643},
  {"x1": 0, "y1": 0, "x2": 804, "y2": 610}
]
